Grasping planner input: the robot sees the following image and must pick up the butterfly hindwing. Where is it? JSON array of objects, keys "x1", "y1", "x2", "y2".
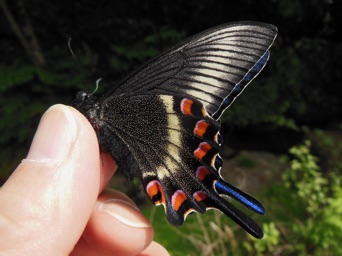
[
  {"x1": 91, "y1": 93, "x2": 264, "y2": 237},
  {"x1": 74, "y1": 21, "x2": 277, "y2": 239}
]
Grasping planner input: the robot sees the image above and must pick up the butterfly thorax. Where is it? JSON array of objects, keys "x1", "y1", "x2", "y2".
[
  {"x1": 73, "y1": 91, "x2": 103, "y2": 129},
  {"x1": 73, "y1": 91, "x2": 139, "y2": 178}
]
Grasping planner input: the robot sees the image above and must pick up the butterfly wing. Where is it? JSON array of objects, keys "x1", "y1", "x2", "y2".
[
  {"x1": 102, "y1": 21, "x2": 277, "y2": 119},
  {"x1": 76, "y1": 21, "x2": 277, "y2": 239},
  {"x1": 96, "y1": 93, "x2": 265, "y2": 238}
]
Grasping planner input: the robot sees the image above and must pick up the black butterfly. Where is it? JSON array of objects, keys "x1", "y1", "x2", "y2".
[{"x1": 74, "y1": 21, "x2": 277, "y2": 239}]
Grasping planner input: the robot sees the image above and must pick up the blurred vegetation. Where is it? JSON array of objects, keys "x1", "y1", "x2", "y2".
[{"x1": 1, "y1": 0, "x2": 342, "y2": 255}]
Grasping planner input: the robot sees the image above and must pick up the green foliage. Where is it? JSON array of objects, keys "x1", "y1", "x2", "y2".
[
  {"x1": 258, "y1": 139, "x2": 342, "y2": 256},
  {"x1": 283, "y1": 141, "x2": 327, "y2": 215},
  {"x1": 282, "y1": 141, "x2": 342, "y2": 255},
  {"x1": 245, "y1": 222, "x2": 280, "y2": 255}
]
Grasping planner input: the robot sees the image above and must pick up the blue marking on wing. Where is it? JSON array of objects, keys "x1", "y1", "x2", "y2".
[
  {"x1": 238, "y1": 50, "x2": 270, "y2": 88},
  {"x1": 244, "y1": 73, "x2": 251, "y2": 82},
  {"x1": 253, "y1": 50, "x2": 270, "y2": 71},
  {"x1": 214, "y1": 51, "x2": 271, "y2": 120},
  {"x1": 222, "y1": 97, "x2": 232, "y2": 106},
  {"x1": 215, "y1": 180, "x2": 265, "y2": 215},
  {"x1": 234, "y1": 83, "x2": 242, "y2": 93}
]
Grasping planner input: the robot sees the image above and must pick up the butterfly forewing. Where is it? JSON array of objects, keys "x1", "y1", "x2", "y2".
[
  {"x1": 74, "y1": 21, "x2": 277, "y2": 239},
  {"x1": 105, "y1": 22, "x2": 277, "y2": 119}
]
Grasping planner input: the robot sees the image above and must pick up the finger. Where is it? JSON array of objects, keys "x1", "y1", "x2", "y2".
[
  {"x1": 67, "y1": 107, "x2": 117, "y2": 192},
  {"x1": 138, "y1": 241, "x2": 170, "y2": 256},
  {"x1": 0, "y1": 104, "x2": 114, "y2": 254},
  {"x1": 72, "y1": 189, "x2": 154, "y2": 256}
]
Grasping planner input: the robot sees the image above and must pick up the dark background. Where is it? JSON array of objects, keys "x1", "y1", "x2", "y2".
[
  {"x1": 1, "y1": 1, "x2": 342, "y2": 255},
  {"x1": 1, "y1": 0, "x2": 341, "y2": 172}
]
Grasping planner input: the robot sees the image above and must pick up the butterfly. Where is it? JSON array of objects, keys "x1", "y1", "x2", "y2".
[{"x1": 74, "y1": 21, "x2": 277, "y2": 239}]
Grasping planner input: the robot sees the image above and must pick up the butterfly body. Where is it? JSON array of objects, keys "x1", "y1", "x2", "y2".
[{"x1": 74, "y1": 21, "x2": 277, "y2": 239}]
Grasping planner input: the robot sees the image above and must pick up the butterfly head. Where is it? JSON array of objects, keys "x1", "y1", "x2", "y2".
[{"x1": 73, "y1": 91, "x2": 98, "y2": 115}]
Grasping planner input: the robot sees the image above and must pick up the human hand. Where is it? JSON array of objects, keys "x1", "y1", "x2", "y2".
[{"x1": 0, "y1": 104, "x2": 169, "y2": 256}]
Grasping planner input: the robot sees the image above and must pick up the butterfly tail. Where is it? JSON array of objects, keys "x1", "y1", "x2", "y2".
[
  {"x1": 204, "y1": 193, "x2": 264, "y2": 238},
  {"x1": 214, "y1": 179, "x2": 265, "y2": 215}
]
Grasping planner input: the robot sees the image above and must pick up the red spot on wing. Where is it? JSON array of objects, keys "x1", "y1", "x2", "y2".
[
  {"x1": 196, "y1": 166, "x2": 211, "y2": 180},
  {"x1": 146, "y1": 180, "x2": 166, "y2": 206},
  {"x1": 194, "y1": 120, "x2": 209, "y2": 137},
  {"x1": 172, "y1": 190, "x2": 187, "y2": 211},
  {"x1": 194, "y1": 142, "x2": 212, "y2": 160},
  {"x1": 180, "y1": 98, "x2": 194, "y2": 116},
  {"x1": 194, "y1": 191, "x2": 207, "y2": 202}
]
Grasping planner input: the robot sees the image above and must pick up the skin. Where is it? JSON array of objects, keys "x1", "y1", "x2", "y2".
[{"x1": 0, "y1": 104, "x2": 169, "y2": 256}]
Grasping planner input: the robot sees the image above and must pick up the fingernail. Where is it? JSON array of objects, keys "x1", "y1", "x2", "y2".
[
  {"x1": 26, "y1": 104, "x2": 77, "y2": 164},
  {"x1": 100, "y1": 199, "x2": 152, "y2": 228}
]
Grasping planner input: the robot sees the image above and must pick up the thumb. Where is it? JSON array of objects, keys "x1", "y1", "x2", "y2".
[{"x1": 0, "y1": 104, "x2": 104, "y2": 255}]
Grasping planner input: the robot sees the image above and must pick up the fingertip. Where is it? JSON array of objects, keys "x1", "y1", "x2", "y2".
[
  {"x1": 98, "y1": 153, "x2": 118, "y2": 192},
  {"x1": 83, "y1": 189, "x2": 154, "y2": 255},
  {"x1": 69, "y1": 106, "x2": 117, "y2": 191},
  {"x1": 0, "y1": 104, "x2": 103, "y2": 254},
  {"x1": 26, "y1": 104, "x2": 79, "y2": 163},
  {"x1": 138, "y1": 241, "x2": 170, "y2": 256}
]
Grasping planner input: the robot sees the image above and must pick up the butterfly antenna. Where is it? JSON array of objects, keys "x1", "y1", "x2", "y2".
[
  {"x1": 68, "y1": 38, "x2": 90, "y2": 88},
  {"x1": 90, "y1": 78, "x2": 102, "y2": 95}
]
